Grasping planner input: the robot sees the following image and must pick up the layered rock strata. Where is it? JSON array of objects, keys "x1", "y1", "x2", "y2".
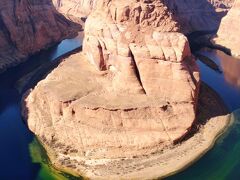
[
  {"x1": 0, "y1": 0, "x2": 80, "y2": 72},
  {"x1": 23, "y1": 0, "x2": 200, "y2": 176},
  {"x1": 22, "y1": 53, "x2": 230, "y2": 179},
  {"x1": 213, "y1": 0, "x2": 240, "y2": 57}
]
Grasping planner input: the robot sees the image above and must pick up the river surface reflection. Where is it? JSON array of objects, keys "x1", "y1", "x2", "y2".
[
  {"x1": 196, "y1": 49, "x2": 240, "y2": 111},
  {"x1": 167, "y1": 49, "x2": 240, "y2": 180},
  {"x1": 216, "y1": 50, "x2": 240, "y2": 89}
]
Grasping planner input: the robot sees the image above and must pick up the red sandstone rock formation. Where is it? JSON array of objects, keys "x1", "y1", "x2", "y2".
[
  {"x1": 213, "y1": 0, "x2": 240, "y2": 57},
  {"x1": 0, "y1": 0, "x2": 80, "y2": 72},
  {"x1": 23, "y1": 0, "x2": 200, "y2": 166}
]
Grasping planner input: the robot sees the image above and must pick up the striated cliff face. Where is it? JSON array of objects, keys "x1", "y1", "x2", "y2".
[
  {"x1": 0, "y1": 0, "x2": 80, "y2": 72},
  {"x1": 213, "y1": 0, "x2": 240, "y2": 57},
  {"x1": 23, "y1": 0, "x2": 200, "y2": 177}
]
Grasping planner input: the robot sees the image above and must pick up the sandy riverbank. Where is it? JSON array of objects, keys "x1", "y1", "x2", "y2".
[{"x1": 34, "y1": 82, "x2": 231, "y2": 180}]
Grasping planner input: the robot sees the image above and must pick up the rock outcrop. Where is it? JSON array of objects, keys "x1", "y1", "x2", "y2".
[
  {"x1": 23, "y1": 0, "x2": 200, "y2": 177},
  {"x1": 213, "y1": 0, "x2": 240, "y2": 57},
  {"x1": 0, "y1": 0, "x2": 80, "y2": 72}
]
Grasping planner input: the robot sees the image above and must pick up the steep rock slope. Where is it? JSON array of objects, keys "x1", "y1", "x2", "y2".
[
  {"x1": 23, "y1": 1, "x2": 200, "y2": 177},
  {"x1": 0, "y1": 0, "x2": 80, "y2": 72},
  {"x1": 213, "y1": 0, "x2": 240, "y2": 57}
]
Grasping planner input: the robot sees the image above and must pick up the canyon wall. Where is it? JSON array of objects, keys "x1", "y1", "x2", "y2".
[
  {"x1": 166, "y1": 0, "x2": 234, "y2": 33},
  {"x1": 23, "y1": 0, "x2": 200, "y2": 175},
  {"x1": 0, "y1": 0, "x2": 80, "y2": 72},
  {"x1": 213, "y1": 0, "x2": 240, "y2": 57}
]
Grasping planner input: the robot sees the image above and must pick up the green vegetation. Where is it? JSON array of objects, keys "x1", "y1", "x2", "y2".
[{"x1": 29, "y1": 138, "x2": 79, "y2": 180}]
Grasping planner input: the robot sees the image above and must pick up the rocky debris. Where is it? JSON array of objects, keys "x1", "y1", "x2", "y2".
[
  {"x1": 23, "y1": 0, "x2": 200, "y2": 173},
  {"x1": 0, "y1": 0, "x2": 80, "y2": 73},
  {"x1": 213, "y1": 0, "x2": 240, "y2": 57}
]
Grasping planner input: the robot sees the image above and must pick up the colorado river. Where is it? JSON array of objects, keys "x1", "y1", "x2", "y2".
[
  {"x1": 0, "y1": 35, "x2": 239, "y2": 179},
  {"x1": 167, "y1": 49, "x2": 240, "y2": 180}
]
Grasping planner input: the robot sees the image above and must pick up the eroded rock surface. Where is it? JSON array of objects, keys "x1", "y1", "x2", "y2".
[
  {"x1": 213, "y1": 0, "x2": 240, "y2": 57},
  {"x1": 0, "y1": 0, "x2": 80, "y2": 72},
  {"x1": 23, "y1": 0, "x2": 200, "y2": 170}
]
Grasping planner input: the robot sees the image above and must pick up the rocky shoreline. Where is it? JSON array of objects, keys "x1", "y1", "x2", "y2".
[{"x1": 29, "y1": 81, "x2": 231, "y2": 179}]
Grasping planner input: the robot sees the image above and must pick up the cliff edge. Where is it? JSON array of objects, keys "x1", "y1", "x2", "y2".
[{"x1": 0, "y1": 0, "x2": 80, "y2": 72}]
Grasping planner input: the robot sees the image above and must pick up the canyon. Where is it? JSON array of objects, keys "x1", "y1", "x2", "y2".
[{"x1": 0, "y1": 0, "x2": 238, "y2": 179}]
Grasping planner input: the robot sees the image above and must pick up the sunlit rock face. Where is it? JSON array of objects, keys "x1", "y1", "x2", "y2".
[
  {"x1": 213, "y1": 0, "x2": 240, "y2": 57},
  {"x1": 0, "y1": 0, "x2": 80, "y2": 72},
  {"x1": 23, "y1": 0, "x2": 200, "y2": 165},
  {"x1": 83, "y1": 0, "x2": 200, "y2": 102}
]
